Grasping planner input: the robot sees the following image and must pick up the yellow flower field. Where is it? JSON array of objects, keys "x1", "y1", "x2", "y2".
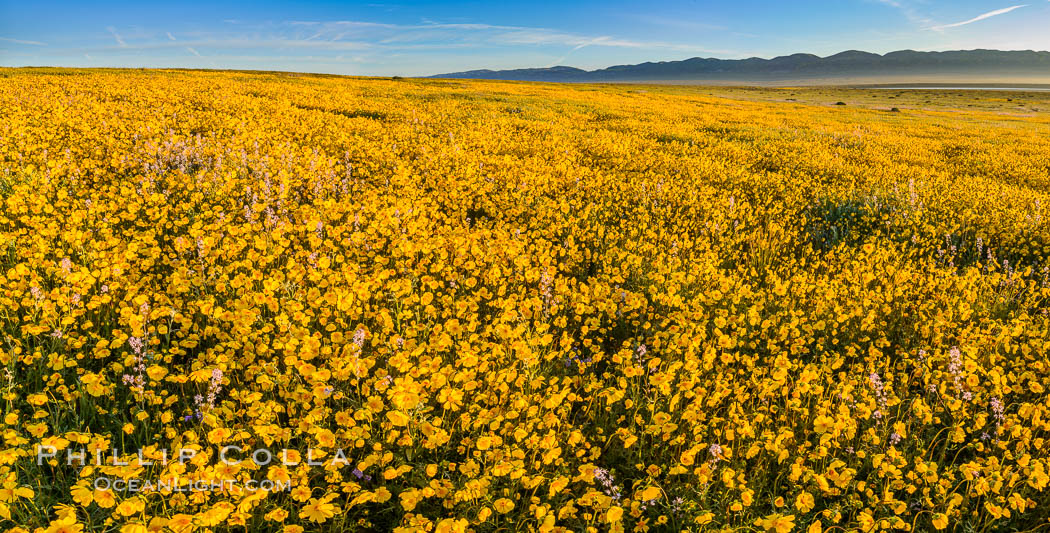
[{"x1": 1, "y1": 68, "x2": 1049, "y2": 532}]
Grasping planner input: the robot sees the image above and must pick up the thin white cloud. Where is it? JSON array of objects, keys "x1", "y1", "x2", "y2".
[
  {"x1": 85, "y1": 39, "x2": 375, "y2": 53},
  {"x1": 186, "y1": 46, "x2": 201, "y2": 57},
  {"x1": 873, "y1": 0, "x2": 935, "y2": 28},
  {"x1": 76, "y1": 19, "x2": 728, "y2": 60},
  {"x1": 290, "y1": 20, "x2": 398, "y2": 29},
  {"x1": 547, "y1": 37, "x2": 610, "y2": 66},
  {"x1": 287, "y1": 19, "x2": 723, "y2": 53},
  {"x1": 167, "y1": 32, "x2": 176, "y2": 41},
  {"x1": 931, "y1": 5, "x2": 1028, "y2": 30},
  {"x1": 107, "y1": 26, "x2": 127, "y2": 47},
  {"x1": 0, "y1": 36, "x2": 47, "y2": 46}
]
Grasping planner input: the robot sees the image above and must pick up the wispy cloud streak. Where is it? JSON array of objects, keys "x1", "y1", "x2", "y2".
[
  {"x1": 107, "y1": 26, "x2": 127, "y2": 47},
  {"x1": 0, "y1": 36, "x2": 47, "y2": 46},
  {"x1": 931, "y1": 5, "x2": 1028, "y2": 30},
  {"x1": 285, "y1": 19, "x2": 724, "y2": 53},
  {"x1": 873, "y1": 0, "x2": 935, "y2": 28}
]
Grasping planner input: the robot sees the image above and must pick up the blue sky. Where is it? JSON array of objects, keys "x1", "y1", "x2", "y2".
[{"x1": 1, "y1": 1, "x2": 1047, "y2": 76}]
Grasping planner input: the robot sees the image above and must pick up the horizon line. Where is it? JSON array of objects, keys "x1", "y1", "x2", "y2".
[{"x1": 3, "y1": 47, "x2": 1050, "y2": 79}]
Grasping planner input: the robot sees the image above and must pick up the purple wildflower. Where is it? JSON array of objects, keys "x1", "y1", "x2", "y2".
[
  {"x1": 869, "y1": 371, "x2": 888, "y2": 419},
  {"x1": 948, "y1": 346, "x2": 970, "y2": 401}
]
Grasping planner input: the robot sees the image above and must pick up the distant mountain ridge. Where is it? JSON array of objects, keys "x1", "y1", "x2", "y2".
[{"x1": 430, "y1": 49, "x2": 1050, "y2": 82}]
